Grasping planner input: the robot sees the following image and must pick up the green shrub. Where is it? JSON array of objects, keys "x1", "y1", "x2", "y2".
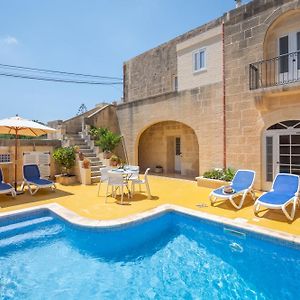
[
  {"x1": 203, "y1": 167, "x2": 236, "y2": 181},
  {"x1": 89, "y1": 126, "x2": 109, "y2": 140},
  {"x1": 95, "y1": 130, "x2": 121, "y2": 152},
  {"x1": 53, "y1": 146, "x2": 76, "y2": 175}
]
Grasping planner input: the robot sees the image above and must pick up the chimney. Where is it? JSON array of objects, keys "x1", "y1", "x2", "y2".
[{"x1": 235, "y1": 0, "x2": 242, "y2": 8}]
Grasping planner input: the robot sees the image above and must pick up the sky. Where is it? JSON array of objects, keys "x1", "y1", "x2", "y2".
[{"x1": 0, "y1": 0, "x2": 250, "y2": 122}]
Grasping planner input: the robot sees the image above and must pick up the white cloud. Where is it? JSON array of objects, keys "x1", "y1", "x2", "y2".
[{"x1": 0, "y1": 36, "x2": 19, "y2": 46}]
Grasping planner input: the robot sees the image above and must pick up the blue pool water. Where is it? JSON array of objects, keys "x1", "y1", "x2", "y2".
[{"x1": 0, "y1": 210, "x2": 300, "y2": 300}]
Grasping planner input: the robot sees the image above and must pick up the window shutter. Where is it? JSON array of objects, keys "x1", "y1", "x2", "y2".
[
  {"x1": 279, "y1": 35, "x2": 289, "y2": 74},
  {"x1": 297, "y1": 32, "x2": 300, "y2": 70}
]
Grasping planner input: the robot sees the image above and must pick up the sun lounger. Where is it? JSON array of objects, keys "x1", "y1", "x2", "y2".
[
  {"x1": 209, "y1": 169, "x2": 256, "y2": 209},
  {"x1": 254, "y1": 173, "x2": 299, "y2": 221},
  {"x1": 22, "y1": 164, "x2": 56, "y2": 195},
  {"x1": 0, "y1": 168, "x2": 16, "y2": 197}
]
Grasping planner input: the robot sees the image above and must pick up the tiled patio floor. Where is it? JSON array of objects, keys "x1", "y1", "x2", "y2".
[{"x1": 1, "y1": 175, "x2": 300, "y2": 236}]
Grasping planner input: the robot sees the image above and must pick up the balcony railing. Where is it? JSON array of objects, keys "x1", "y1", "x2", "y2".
[{"x1": 249, "y1": 51, "x2": 300, "y2": 90}]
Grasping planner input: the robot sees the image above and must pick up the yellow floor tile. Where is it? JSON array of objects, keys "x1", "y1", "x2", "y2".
[{"x1": 0, "y1": 175, "x2": 300, "y2": 236}]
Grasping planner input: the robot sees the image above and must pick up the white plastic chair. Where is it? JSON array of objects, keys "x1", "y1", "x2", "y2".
[
  {"x1": 130, "y1": 168, "x2": 151, "y2": 199},
  {"x1": 105, "y1": 172, "x2": 129, "y2": 204},
  {"x1": 127, "y1": 165, "x2": 141, "y2": 190},
  {"x1": 97, "y1": 167, "x2": 112, "y2": 196}
]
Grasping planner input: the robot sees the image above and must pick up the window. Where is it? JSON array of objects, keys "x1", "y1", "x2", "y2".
[
  {"x1": 193, "y1": 48, "x2": 206, "y2": 72},
  {"x1": 173, "y1": 75, "x2": 178, "y2": 91}
]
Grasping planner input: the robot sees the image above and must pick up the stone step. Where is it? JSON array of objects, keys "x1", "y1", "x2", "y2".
[
  {"x1": 90, "y1": 161, "x2": 102, "y2": 166},
  {"x1": 91, "y1": 161, "x2": 103, "y2": 171},
  {"x1": 91, "y1": 176, "x2": 101, "y2": 183},
  {"x1": 68, "y1": 141, "x2": 87, "y2": 146},
  {"x1": 80, "y1": 149, "x2": 94, "y2": 154},
  {"x1": 89, "y1": 157, "x2": 101, "y2": 162},
  {"x1": 66, "y1": 136, "x2": 85, "y2": 140},
  {"x1": 91, "y1": 170, "x2": 101, "y2": 177},
  {"x1": 83, "y1": 153, "x2": 96, "y2": 158}
]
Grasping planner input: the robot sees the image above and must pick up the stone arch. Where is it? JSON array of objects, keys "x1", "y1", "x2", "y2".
[
  {"x1": 263, "y1": 8, "x2": 300, "y2": 60},
  {"x1": 136, "y1": 120, "x2": 199, "y2": 177},
  {"x1": 260, "y1": 106, "x2": 300, "y2": 190},
  {"x1": 261, "y1": 106, "x2": 300, "y2": 133}
]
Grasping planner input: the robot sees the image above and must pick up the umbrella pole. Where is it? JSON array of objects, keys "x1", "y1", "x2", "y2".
[{"x1": 14, "y1": 130, "x2": 18, "y2": 191}]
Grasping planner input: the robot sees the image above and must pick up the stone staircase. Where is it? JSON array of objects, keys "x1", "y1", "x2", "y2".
[{"x1": 65, "y1": 133, "x2": 102, "y2": 183}]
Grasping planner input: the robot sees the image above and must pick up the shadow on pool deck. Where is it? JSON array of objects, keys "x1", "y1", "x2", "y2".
[{"x1": 0, "y1": 188, "x2": 73, "y2": 208}]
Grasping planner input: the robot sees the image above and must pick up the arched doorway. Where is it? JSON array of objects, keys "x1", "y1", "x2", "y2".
[
  {"x1": 138, "y1": 121, "x2": 199, "y2": 178},
  {"x1": 262, "y1": 120, "x2": 300, "y2": 189}
]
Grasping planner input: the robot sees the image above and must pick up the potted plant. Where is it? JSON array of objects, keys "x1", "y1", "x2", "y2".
[
  {"x1": 78, "y1": 151, "x2": 84, "y2": 161},
  {"x1": 196, "y1": 168, "x2": 236, "y2": 188},
  {"x1": 155, "y1": 165, "x2": 163, "y2": 173},
  {"x1": 89, "y1": 126, "x2": 109, "y2": 140},
  {"x1": 110, "y1": 155, "x2": 121, "y2": 167},
  {"x1": 74, "y1": 145, "x2": 80, "y2": 153},
  {"x1": 82, "y1": 158, "x2": 90, "y2": 169},
  {"x1": 53, "y1": 146, "x2": 77, "y2": 185},
  {"x1": 80, "y1": 158, "x2": 91, "y2": 185},
  {"x1": 95, "y1": 130, "x2": 122, "y2": 159}
]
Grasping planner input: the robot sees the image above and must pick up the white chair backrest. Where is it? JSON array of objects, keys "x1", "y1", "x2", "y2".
[
  {"x1": 124, "y1": 165, "x2": 139, "y2": 171},
  {"x1": 100, "y1": 167, "x2": 112, "y2": 182},
  {"x1": 144, "y1": 168, "x2": 150, "y2": 180},
  {"x1": 107, "y1": 172, "x2": 124, "y2": 185}
]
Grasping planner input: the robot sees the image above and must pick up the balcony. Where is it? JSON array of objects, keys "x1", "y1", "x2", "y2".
[{"x1": 249, "y1": 51, "x2": 300, "y2": 90}]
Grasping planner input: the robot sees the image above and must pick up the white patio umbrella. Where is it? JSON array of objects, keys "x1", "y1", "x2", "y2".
[{"x1": 0, "y1": 116, "x2": 56, "y2": 192}]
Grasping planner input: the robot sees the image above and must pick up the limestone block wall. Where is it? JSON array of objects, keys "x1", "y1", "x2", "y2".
[
  {"x1": 86, "y1": 105, "x2": 120, "y2": 134},
  {"x1": 117, "y1": 81, "x2": 224, "y2": 176},
  {"x1": 0, "y1": 139, "x2": 61, "y2": 184},
  {"x1": 123, "y1": 18, "x2": 223, "y2": 102},
  {"x1": 224, "y1": 0, "x2": 300, "y2": 189}
]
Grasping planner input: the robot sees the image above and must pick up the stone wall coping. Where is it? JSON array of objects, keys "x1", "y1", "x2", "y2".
[
  {"x1": 176, "y1": 25, "x2": 222, "y2": 52},
  {"x1": 0, "y1": 139, "x2": 61, "y2": 147},
  {"x1": 1, "y1": 202, "x2": 300, "y2": 245},
  {"x1": 61, "y1": 106, "x2": 102, "y2": 124},
  {"x1": 118, "y1": 81, "x2": 222, "y2": 109},
  {"x1": 124, "y1": 17, "x2": 224, "y2": 63},
  {"x1": 87, "y1": 104, "x2": 114, "y2": 119}
]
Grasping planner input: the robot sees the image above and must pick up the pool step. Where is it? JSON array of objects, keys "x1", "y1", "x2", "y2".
[
  {"x1": 0, "y1": 216, "x2": 55, "y2": 239},
  {"x1": 0, "y1": 225, "x2": 62, "y2": 248}
]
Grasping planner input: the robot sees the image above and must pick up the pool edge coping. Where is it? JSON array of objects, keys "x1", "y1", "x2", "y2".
[{"x1": 0, "y1": 203, "x2": 300, "y2": 245}]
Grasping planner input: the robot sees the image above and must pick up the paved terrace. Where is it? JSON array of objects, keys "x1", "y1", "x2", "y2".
[{"x1": 0, "y1": 176, "x2": 300, "y2": 236}]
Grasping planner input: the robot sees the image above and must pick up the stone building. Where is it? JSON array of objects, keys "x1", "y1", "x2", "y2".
[{"x1": 116, "y1": 0, "x2": 300, "y2": 190}]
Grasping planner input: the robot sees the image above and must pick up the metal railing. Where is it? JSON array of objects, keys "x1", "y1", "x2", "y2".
[{"x1": 249, "y1": 51, "x2": 300, "y2": 90}]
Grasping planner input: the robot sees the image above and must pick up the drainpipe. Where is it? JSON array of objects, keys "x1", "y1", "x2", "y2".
[
  {"x1": 222, "y1": 20, "x2": 227, "y2": 169},
  {"x1": 123, "y1": 63, "x2": 126, "y2": 102}
]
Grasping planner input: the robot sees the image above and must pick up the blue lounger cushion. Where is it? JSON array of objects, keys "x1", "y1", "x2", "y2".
[
  {"x1": 254, "y1": 173, "x2": 300, "y2": 221},
  {"x1": 27, "y1": 178, "x2": 54, "y2": 186},
  {"x1": 23, "y1": 164, "x2": 55, "y2": 195},
  {"x1": 258, "y1": 192, "x2": 295, "y2": 205},
  {"x1": 210, "y1": 170, "x2": 256, "y2": 209},
  {"x1": 0, "y1": 182, "x2": 14, "y2": 191}
]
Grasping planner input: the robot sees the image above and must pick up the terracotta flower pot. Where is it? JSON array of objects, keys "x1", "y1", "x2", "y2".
[
  {"x1": 55, "y1": 174, "x2": 77, "y2": 185},
  {"x1": 103, "y1": 151, "x2": 112, "y2": 159}
]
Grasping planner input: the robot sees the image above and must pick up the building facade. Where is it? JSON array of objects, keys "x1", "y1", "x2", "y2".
[{"x1": 116, "y1": 0, "x2": 300, "y2": 190}]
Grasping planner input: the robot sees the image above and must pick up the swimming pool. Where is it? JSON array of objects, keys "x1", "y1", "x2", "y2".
[{"x1": 0, "y1": 208, "x2": 300, "y2": 299}]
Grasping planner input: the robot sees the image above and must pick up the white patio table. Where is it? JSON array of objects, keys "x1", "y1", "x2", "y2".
[{"x1": 108, "y1": 167, "x2": 139, "y2": 198}]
